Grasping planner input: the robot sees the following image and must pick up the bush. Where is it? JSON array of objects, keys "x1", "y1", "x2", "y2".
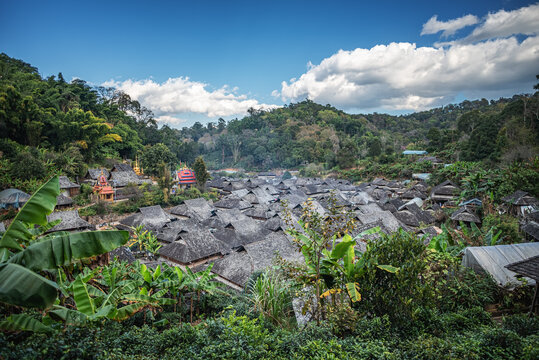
[
  {"x1": 9, "y1": 151, "x2": 46, "y2": 180},
  {"x1": 356, "y1": 230, "x2": 434, "y2": 325},
  {"x1": 503, "y1": 314, "x2": 539, "y2": 337}
]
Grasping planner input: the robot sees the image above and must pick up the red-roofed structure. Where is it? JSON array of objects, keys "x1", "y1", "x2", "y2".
[{"x1": 177, "y1": 167, "x2": 197, "y2": 187}]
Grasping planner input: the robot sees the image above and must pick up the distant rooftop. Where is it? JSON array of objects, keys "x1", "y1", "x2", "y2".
[{"x1": 403, "y1": 150, "x2": 428, "y2": 155}]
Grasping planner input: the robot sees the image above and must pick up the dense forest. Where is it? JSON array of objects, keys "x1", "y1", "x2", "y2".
[{"x1": 1, "y1": 53, "x2": 538, "y2": 188}]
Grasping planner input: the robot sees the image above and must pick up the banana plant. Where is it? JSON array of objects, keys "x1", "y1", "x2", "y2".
[
  {"x1": 320, "y1": 228, "x2": 399, "y2": 304},
  {"x1": 0, "y1": 176, "x2": 129, "y2": 333}
]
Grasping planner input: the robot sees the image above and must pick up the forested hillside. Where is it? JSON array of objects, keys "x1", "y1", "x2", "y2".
[{"x1": 1, "y1": 53, "x2": 538, "y2": 187}]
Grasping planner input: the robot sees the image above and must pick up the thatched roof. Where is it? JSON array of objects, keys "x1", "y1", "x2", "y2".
[
  {"x1": 0, "y1": 188, "x2": 30, "y2": 209},
  {"x1": 521, "y1": 221, "x2": 539, "y2": 241},
  {"x1": 209, "y1": 251, "x2": 253, "y2": 286},
  {"x1": 118, "y1": 205, "x2": 171, "y2": 231},
  {"x1": 110, "y1": 171, "x2": 150, "y2": 187},
  {"x1": 111, "y1": 163, "x2": 135, "y2": 173},
  {"x1": 213, "y1": 196, "x2": 252, "y2": 210},
  {"x1": 430, "y1": 180, "x2": 460, "y2": 200},
  {"x1": 56, "y1": 194, "x2": 73, "y2": 206},
  {"x1": 505, "y1": 254, "x2": 539, "y2": 282},
  {"x1": 394, "y1": 210, "x2": 420, "y2": 227},
  {"x1": 501, "y1": 190, "x2": 539, "y2": 206},
  {"x1": 46, "y1": 210, "x2": 94, "y2": 233},
  {"x1": 184, "y1": 198, "x2": 215, "y2": 221},
  {"x1": 58, "y1": 176, "x2": 80, "y2": 189},
  {"x1": 159, "y1": 226, "x2": 226, "y2": 264},
  {"x1": 245, "y1": 232, "x2": 302, "y2": 271},
  {"x1": 451, "y1": 207, "x2": 481, "y2": 223},
  {"x1": 86, "y1": 168, "x2": 110, "y2": 180}
]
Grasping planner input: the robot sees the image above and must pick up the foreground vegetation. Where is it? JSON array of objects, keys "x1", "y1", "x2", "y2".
[{"x1": 1, "y1": 178, "x2": 537, "y2": 359}]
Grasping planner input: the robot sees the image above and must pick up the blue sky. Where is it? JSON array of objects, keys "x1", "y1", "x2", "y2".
[{"x1": 1, "y1": 0, "x2": 538, "y2": 127}]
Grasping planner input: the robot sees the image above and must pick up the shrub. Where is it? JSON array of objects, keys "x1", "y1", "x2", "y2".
[
  {"x1": 356, "y1": 230, "x2": 433, "y2": 325},
  {"x1": 503, "y1": 314, "x2": 539, "y2": 337},
  {"x1": 9, "y1": 151, "x2": 46, "y2": 180}
]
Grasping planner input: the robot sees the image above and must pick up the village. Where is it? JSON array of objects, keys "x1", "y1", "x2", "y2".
[{"x1": 2, "y1": 158, "x2": 537, "y2": 311}]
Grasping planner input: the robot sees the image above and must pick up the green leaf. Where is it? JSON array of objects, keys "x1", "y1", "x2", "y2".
[
  {"x1": 0, "y1": 263, "x2": 58, "y2": 308},
  {"x1": 48, "y1": 306, "x2": 87, "y2": 326},
  {"x1": 330, "y1": 240, "x2": 354, "y2": 260},
  {"x1": 0, "y1": 176, "x2": 60, "y2": 251},
  {"x1": 345, "y1": 282, "x2": 361, "y2": 302},
  {"x1": 377, "y1": 264, "x2": 399, "y2": 273},
  {"x1": 353, "y1": 227, "x2": 380, "y2": 240},
  {"x1": 8, "y1": 230, "x2": 129, "y2": 271},
  {"x1": 73, "y1": 276, "x2": 95, "y2": 316},
  {"x1": 0, "y1": 314, "x2": 53, "y2": 333}
]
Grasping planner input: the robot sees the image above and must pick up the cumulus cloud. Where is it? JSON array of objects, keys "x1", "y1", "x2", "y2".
[
  {"x1": 103, "y1": 77, "x2": 278, "y2": 122},
  {"x1": 464, "y1": 3, "x2": 539, "y2": 42},
  {"x1": 155, "y1": 115, "x2": 187, "y2": 126},
  {"x1": 421, "y1": 14, "x2": 479, "y2": 37},
  {"x1": 279, "y1": 5, "x2": 539, "y2": 112}
]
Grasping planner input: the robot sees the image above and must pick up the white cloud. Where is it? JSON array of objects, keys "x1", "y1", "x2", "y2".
[
  {"x1": 279, "y1": 36, "x2": 539, "y2": 112},
  {"x1": 155, "y1": 115, "x2": 187, "y2": 126},
  {"x1": 421, "y1": 14, "x2": 479, "y2": 37},
  {"x1": 103, "y1": 77, "x2": 278, "y2": 121},
  {"x1": 464, "y1": 3, "x2": 539, "y2": 42}
]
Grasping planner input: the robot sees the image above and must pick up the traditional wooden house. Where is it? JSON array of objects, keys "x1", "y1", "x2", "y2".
[
  {"x1": 463, "y1": 243, "x2": 539, "y2": 287},
  {"x1": 58, "y1": 176, "x2": 80, "y2": 197},
  {"x1": 55, "y1": 194, "x2": 74, "y2": 209},
  {"x1": 46, "y1": 210, "x2": 94, "y2": 233},
  {"x1": 521, "y1": 222, "x2": 539, "y2": 242},
  {"x1": 0, "y1": 188, "x2": 30, "y2": 210},
  {"x1": 84, "y1": 169, "x2": 110, "y2": 184},
  {"x1": 430, "y1": 180, "x2": 461, "y2": 205},
  {"x1": 501, "y1": 190, "x2": 539, "y2": 217},
  {"x1": 450, "y1": 206, "x2": 481, "y2": 225}
]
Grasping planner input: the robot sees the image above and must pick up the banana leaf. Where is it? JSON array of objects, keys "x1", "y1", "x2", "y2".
[
  {"x1": 0, "y1": 176, "x2": 60, "y2": 251},
  {"x1": 8, "y1": 230, "x2": 129, "y2": 271},
  {"x1": 345, "y1": 282, "x2": 361, "y2": 302},
  {"x1": 0, "y1": 313, "x2": 53, "y2": 333},
  {"x1": 0, "y1": 263, "x2": 58, "y2": 308}
]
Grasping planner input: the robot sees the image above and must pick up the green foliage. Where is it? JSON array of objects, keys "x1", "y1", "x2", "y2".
[
  {"x1": 193, "y1": 155, "x2": 210, "y2": 189},
  {"x1": 247, "y1": 269, "x2": 294, "y2": 327},
  {"x1": 140, "y1": 143, "x2": 176, "y2": 176},
  {"x1": 355, "y1": 230, "x2": 433, "y2": 324}
]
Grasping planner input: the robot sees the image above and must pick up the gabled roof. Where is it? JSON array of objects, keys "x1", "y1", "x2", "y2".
[
  {"x1": 58, "y1": 176, "x2": 80, "y2": 189},
  {"x1": 86, "y1": 169, "x2": 110, "y2": 180},
  {"x1": 216, "y1": 208, "x2": 249, "y2": 225},
  {"x1": 46, "y1": 210, "x2": 94, "y2": 233},
  {"x1": 110, "y1": 171, "x2": 150, "y2": 187},
  {"x1": 118, "y1": 205, "x2": 171, "y2": 231},
  {"x1": 451, "y1": 206, "x2": 481, "y2": 223},
  {"x1": 0, "y1": 188, "x2": 30, "y2": 209},
  {"x1": 213, "y1": 196, "x2": 252, "y2": 210},
  {"x1": 111, "y1": 163, "x2": 135, "y2": 173},
  {"x1": 245, "y1": 232, "x2": 302, "y2": 271},
  {"x1": 159, "y1": 226, "x2": 225, "y2": 264},
  {"x1": 505, "y1": 254, "x2": 539, "y2": 282},
  {"x1": 183, "y1": 198, "x2": 215, "y2": 221},
  {"x1": 394, "y1": 210, "x2": 420, "y2": 227},
  {"x1": 521, "y1": 221, "x2": 539, "y2": 241},
  {"x1": 210, "y1": 250, "x2": 253, "y2": 286},
  {"x1": 463, "y1": 243, "x2": 539, "y2": 286},
  {"x1": 347, "y1": 192, "x2": 373, "y2": 205},
  {"x1": 243, "y1": 206, "x2": 276, "y2": 220},
  {"x1": 56, "y1": 194, "x2": 73, "y2": 206},
  {"x1": 501, "y1": 190, "x2": 539, "y2": 206}
]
